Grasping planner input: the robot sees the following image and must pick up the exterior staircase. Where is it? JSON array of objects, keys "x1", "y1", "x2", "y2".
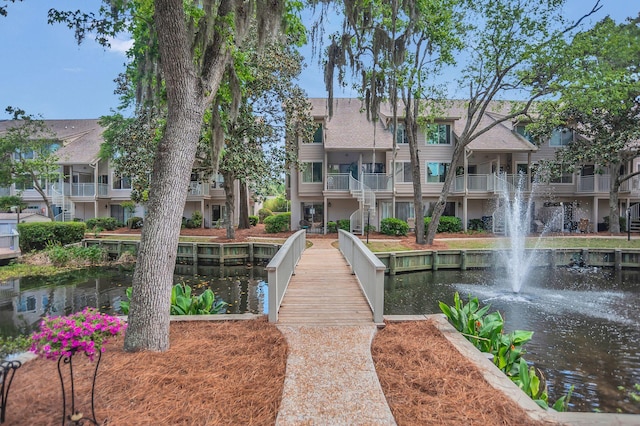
[
  {"x1": 51, "y1": 184, "x2": 75, "y2": 222},
  {"x1": 349, "y1": 175, "x2": 376, "y2": 235}
]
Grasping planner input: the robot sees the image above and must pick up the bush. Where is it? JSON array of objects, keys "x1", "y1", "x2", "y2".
[
  {"x1": 127, "y1": 216, "x2": 144, "y2": 229},
  {"x1": 248, "y1": 215, "x2": 259, "y2": 226},
  {"x1": 191, "y1": 210, "x2": 203, "y2": 228},
  {"x1": 380, "y1": 218, "x2": 409, "y2": 236},
  {"x1": 18, "y1": 222, "x2": 87, "y2": 252},
  {"x1": 337, "y1": 219, "x2": 350, "y2": 231},
  {"x1": 364, "y1": 224, "x2": 376, "y2": 233},
  {"x1": 603, "y1": 215, "x2": 626, "y2": 232},
  {"x1": 258, "y1": 208, "x2": 273, "y2": 223},
  {"x1": 263, "y1": 197, "x2": 290, "y2": 213},
  {"x1": 264, "y1": 212, "x2": 291, "y2": 233},
  {"x1": 468, "y1": 218, "x2": 485, "y2": 231},
  {"x1": 425, "y1": 216, "x2": 462, "y2": 233},
  {"x1": 326, "y1": 221, "x2": 338, "y2": 233},
  {"x1": 45, "y1": 244, "x2": 106, "y2": 266},
  {"x1": 0, "y1": 334, "x2": 31, "y2": 359},
  {"x1": 85, "y1": 217, "x2": 119, "y2": 231}
]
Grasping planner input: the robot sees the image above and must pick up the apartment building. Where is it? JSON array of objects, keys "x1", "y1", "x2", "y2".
[
  {"x1": 0, "y1": 119, "x2": 247, "y2": 227},
  {"x1": 289, "y1": 98, "x2": 640, "y2": 234}
]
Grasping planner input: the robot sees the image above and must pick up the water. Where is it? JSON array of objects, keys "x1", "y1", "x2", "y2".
[
  {"x1": 0, "y1": 265, "x2": 268, "y2": 336},
  {"x1": 385, "y1": 267, "x2": 640, "y2": 414}
]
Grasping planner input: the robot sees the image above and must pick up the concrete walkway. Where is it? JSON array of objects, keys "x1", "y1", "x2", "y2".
[{"x1": 275, "y1": 238, "x2": 396, "y2": 425}]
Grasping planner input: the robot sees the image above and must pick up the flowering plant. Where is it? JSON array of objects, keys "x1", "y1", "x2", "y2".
[{"x1": 30, "y1": 308, "x2": 127, "y2": 361}]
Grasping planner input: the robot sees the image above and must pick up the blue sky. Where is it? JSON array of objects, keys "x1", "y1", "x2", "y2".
[{"x1": 0, "y1": 0, "x2": 636, "y2": 120}]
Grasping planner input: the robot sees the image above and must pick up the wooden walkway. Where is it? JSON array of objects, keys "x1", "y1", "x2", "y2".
[{"x1": 277, "y1": 238, "x2": 373, "y2": 325}]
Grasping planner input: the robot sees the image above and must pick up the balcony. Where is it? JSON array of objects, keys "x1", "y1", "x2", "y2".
[
  {"x1": 326, "y1": 173, "x2": 391, "y2": 192},
  {"x1": 187, "y1": 182, "x2": 210, "y2": 197}
]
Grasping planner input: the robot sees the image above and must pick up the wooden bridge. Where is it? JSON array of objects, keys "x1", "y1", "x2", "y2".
[{"x1": 268, "y1": 231, "x2": 385, "y2": 325}]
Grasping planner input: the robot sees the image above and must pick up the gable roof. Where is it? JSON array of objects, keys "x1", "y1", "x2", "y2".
[{"x1": 0, "y1": 119, "x2": 105, "y2": 164}]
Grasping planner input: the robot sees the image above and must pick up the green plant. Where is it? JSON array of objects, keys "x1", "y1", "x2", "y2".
[
  {"x1": 337, "y1": 219, "x2": 350, "y2": 231},
  {"x1": 191, "y1": 210, "x2": 203, "y2": 228},
  {"x1": 364, "y1": 224, "x2": 376, "y2": 233},
  {"x1": 18, "y1": 222, "x2": 87, "y2": 252},
  {"x1": 264, "y1": 212, "x2": 291, "y2": 233},
  {"x1": 85, "y1": 217, "x2": 119, "y2": 231},
  {"x1": 380, "y1": 218, "x2": 409, "y2": 236},
  {"x1": 120, "y1": 284, "x2": 226, "y2": 315},
  {"x1": 127, "y1": 216, "x2": 143, "y2": 229},
  {"x1": 170, "y1": 283, "x2": 227, "y2": 315},
  {"x1": 603, "y1": 215, "x2": 627, "y2": 232},
  {"x1": 258, "y1": 208, "x2": 273, "y2": 223},
  {"x1": 94, "y1": 226, "x2": 104, "y2": 237},
  {"x1": 0, "y1": 335, "x2": 32, "y2": 360},
  {"x1": 263, "y1": 196, "x2": 290, "y2": 212},
  {"x1": 326, "y1": 221, "x2": 337, "y2": 233},
  {"x1": 425, "y1": 216, "x2": 462, "y2": 233},
  {"x1": 468, "y1": 218, "x2": 484, "y2": 231},
  {"x1": 248, "y1": 215, "x2": 259, "y2": 226},
  {"x1": 45, "y1": 244, "x2": 107, "y2": 266}
]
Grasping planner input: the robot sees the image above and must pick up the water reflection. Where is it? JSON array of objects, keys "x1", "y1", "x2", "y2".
[
  {"x1": 385, "y1": 267, "x2": 640, "y2": 414},
  {"x1": 0, "y1": 266, "x2": 268, "y2": 336}
]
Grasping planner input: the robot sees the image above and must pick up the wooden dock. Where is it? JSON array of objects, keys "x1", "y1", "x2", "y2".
[{"x1": 277, "y1": 239, "x2": 373, "y2": 325}]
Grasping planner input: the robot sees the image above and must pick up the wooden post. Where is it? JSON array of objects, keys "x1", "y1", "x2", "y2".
[
  {"x1": 460, "y1": 250, "x2": 467, "y2": 271},
  {"x1": 433, "y1": 251, "x2": 439, "y2": 271},
  {"x1": 389, "y1": 253, "x2": 396, "y2": 276},
  {"x1": 615, "y1": 249, "x2": 622, "y2": 270}
]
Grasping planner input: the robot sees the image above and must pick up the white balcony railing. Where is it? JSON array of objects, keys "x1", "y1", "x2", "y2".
[
  {"x1": 362, "y1": 173, "x2": 392, "y2": 191},
  {"x1": 98, "y1": 183, "x2": 109, "y2": 196},
  {"x1": 326, "y1": 173, "x2": 350, "y2": 190},
  {"x1": 71, "y1": 183, "x2": 96, "y2": 197},
  {"x1": 188, "y1": 182, "x2": 210, "y2": 196}
]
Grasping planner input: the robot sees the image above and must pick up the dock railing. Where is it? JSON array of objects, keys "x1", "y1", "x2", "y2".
[
  {"x1": 338, "y1": 229, "x2": 386, "y2": 323},
  {"x1": 266, "y1": 230, "x2": 306, "y2": 323}
]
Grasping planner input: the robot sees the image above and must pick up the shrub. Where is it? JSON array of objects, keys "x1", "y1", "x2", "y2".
[
  {"x1": 424, "y1": 216, "x2": 462, "y2": 233},
  {"x1": 120, "y1": 284, "x2": 227, "y2": 316},
  {"x1": 380, "y1": 218, "x2": 409, "y2": 236},
  {"x1": 326, "y1": 221, "x2": 338, "y2": 233},
  {"x1": 264, "y1": 212, "x2": 291, "y2": 233},
  {"x1": 603, "y1": 215, "x2": 626, "y2": 232},
  {"x1": 18, "y1": 222, "x2": 87, "y2": 252},
  {"x1": 45, "y1": 244, "x2": 107, "y2": 266},
  {"x1": 468, "y1": 218, "x2": 485, "y2": 231},
  {"x1": 364, "y1": 224, "x2": 376, "y2": 233},
  {"x1": 0, "y1": 334, "x2": 31, "y2": 359},
  {"x1": 191, "y1": 210, "x2": 203, "y2": 228},
  {"x1": 258, "y1": 208, "x2": 273, "y2": 223},
  {"x1": 248, "y1": 215, "x2": 259, "y2": 226},
  {"x1": 337, "y1": 219, "x2": 350, "y2": 231},
  {"x1": 85, "y1": 217, "x2": 119, "y2": 231},
  {"x1": 127, "y1": 216, "x2": 144, "y2": 229},
  {"x1": 263, "y1": 197, "x2": 290, "y2": 213}
]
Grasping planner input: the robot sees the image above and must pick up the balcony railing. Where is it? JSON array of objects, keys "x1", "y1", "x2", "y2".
[
  {"x1": 71, "y1": 183, "x2": 96, "y2": 197},
  {"x1": 326, "y1": 173, "x2": 390, "y2": 192},
  {"x1": 188, "y1": 182, "x2": 210, "y2": 196}
]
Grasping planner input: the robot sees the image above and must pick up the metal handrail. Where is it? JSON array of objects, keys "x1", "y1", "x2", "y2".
[
  {"x1": 338, "y1": 229, "x2": 386, "y2": 324},
  {"x1": 266, "y1": 230, "x2": 306, "y2": 323}
]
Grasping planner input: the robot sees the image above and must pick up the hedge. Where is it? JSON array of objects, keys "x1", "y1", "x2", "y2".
[
  {"x1": 85, "y1": 217, "x2": 120, "y2": 231},
  {"x1": 18, "y1": 222, "x2": 87, "y2": 252},
  {"x1": 264, "y1": 212, "x2": 291, "y2": 233},
  {"x1": 424, "y1": 216, "x2": 462, "y2": 233},
  {"x1": 380, "y1": 218, "x2": 409, "y2": 236}
]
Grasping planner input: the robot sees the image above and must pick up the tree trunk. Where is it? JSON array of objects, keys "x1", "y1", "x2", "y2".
[
  {"x1": 223, "y1": 170, "x2": 236, "y2": 239},
  {"x1": 238, "y1": 181, "x2": 250, "y2": 229},
  {"x1": 426, "y1": 140, "x2": 464, "y2": 245},
  {"x1": 405, "y1": 100, "x2": 425, "y2": 245},
  {"x1": 609, "y1": 165, "x2": 622, "y2": 234},
  {"x1": 124, "y1": 0, "x2": 228, "y2": 352}
]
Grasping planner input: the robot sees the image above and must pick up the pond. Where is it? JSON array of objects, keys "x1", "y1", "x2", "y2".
[
  {"x1": 385, "y1": 267, "x2": 640, "y2": 414},
  {"x1": 0, "y1": 265, "x2": 268, "y2": 336}
]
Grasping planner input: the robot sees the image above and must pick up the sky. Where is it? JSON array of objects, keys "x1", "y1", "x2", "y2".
[{"x1": 0, "y1": 0, "x2": 637, "y2": 120}]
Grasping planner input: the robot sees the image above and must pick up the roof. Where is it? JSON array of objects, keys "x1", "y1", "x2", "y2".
[
  {"x1": 0, "y1": 119, "x2": 105, "y2": 164},
  {"x1": 311, "y1": 98, "x2": 538, "y2": 153},
  {"x1": 309, "y1": 98, "x2": 393, "y2": 150}
]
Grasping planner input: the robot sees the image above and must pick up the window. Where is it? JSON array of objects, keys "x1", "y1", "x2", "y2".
[
  {"x1": 550, "y1": 128, "x2": 573, "y2": 147},
  {"x1": 425, "y1": 124, "x2": 451, "y2": 145},
  {"x1": 395, "y1": 202, "x2": 415, "y2": 222},
  {"x1": 550, "y1": 165, "x2": 573, "y2": 184},
  {"x1": 98, "y1": 175, "x2": 109, "y2": 184},
  {"x1": 515, "y1": 125, "x2": 535, "y2": 143},
  {"x1": 302, "y1": 162, "x2": 323, "y2": 183},
  {"x1": 13, "y1": 149, "x2": 35, "y2": 161},
  {"x1": 394, "y1": 161, "x2": 413, "y2": 183},
  {"x1": 113, "y1": 174, "x2": 132, "y2": 190},
  {"x1": 426, "y1": 162, "x2": 450, "y2": 183},
  {"x1": 390, "y1": 123, "x2": 408, "y2": 144},
  {"x1": 309, "y1": 123, "x2": 323, "y2": 143},
  {"x1": 14, "y1": 174, "x2": 34, "y2": 191}
]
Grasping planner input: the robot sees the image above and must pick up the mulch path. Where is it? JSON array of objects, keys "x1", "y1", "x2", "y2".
[{"x1": 5, "y1": 319, "x2": 548, "y2": 425}]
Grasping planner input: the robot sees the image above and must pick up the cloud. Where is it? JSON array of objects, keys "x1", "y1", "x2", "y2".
[{"x1": 108, "y1": 37, "x2": 134, "y2": 55}]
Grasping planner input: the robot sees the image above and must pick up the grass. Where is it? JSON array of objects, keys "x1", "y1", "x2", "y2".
[
  {"x1": 364, "y1": 241, "x2": 416, "y2": 252},
  {"x1": 0, "y1": 263, "x2": 63, "y2": 281},
  {"x1": 448, "y1": 236, "x2": 640, "y2": 250}
]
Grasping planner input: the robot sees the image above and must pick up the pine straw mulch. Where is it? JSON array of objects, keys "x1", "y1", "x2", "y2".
[
  {"x1": 4, "y1": 318, "x2": 550, "y2": 426},
  {"x1": 4, "y1": 319, "x2": 288, "y2": 426},
  {"x1": 371, "y1": 320, "x2": 550, "y2": 426}
]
